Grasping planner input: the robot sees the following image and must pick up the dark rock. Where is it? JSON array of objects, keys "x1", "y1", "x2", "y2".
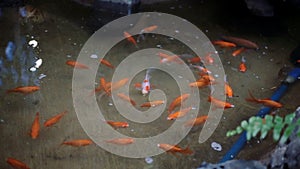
[{"x1": 197, "y1": 160, "x2": 266, "y2": 169}]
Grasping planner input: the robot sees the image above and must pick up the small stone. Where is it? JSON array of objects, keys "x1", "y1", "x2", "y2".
[
  {"x1": 211, "y1": 142, "x2": 222, "y2": 151},
  {"x1": 214, "y1": 74, "x2": 219, "y2": 78},
  {"x1": 175, "y1": 30, "x2": 180, "y2": 33},
  {"x1": 108, "y1": 103, "x2": 113, "y2": 106},
  {"x1": 178, "y1": 75, "x2": 183, "y2": 78},
  {"x1": 44, "y1": 30, "x2": 48, "y2": 33},
  {"x1": 67, "y1": 55, "x2": 71, "y2": 58},
  {"x1": 0, "y1": 119, "x2": 4, "y2": 123},
  {"x1": 29, "y1": 67, "x2": 37, "y2": 72},
  {"x1": 156, "y1": 44, "x2": 162, "y2": 48},
  {"x1": 145, "y1": 157, "x2": 153, "y2": 164},
  {"x1": 90, "y1": 54, "x2": 98, "y2": 59},
  {"x1": 38, "y1": 74, "x2": 47, "y2": 80},
  {"x1": 28, "y1": 40, "x2": 38, "y2": 48}
]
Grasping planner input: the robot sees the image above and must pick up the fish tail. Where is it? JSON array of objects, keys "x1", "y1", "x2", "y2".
[
  {"x1": 182, "y1": 145, "x2": 193, "y2": 155},
  {"x1": 246, "y1": 90, "x2": 259, "y2": 103}
]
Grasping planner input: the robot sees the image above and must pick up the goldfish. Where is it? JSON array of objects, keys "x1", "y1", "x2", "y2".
[
  {"x1": 204, "y1": 53, "x2": 214, "y2": 65},
  {"x1": 187, "y1": 57, "x2": 202, "y2": 64},
  {"x1": 232, "y1": 47, "x2": 246, "y2": 57},
  {"x1": 141, "y1": 68, "x2": 153, "y2": 95},
  {"x1": 61, "y1": 139, "x2": 93, "y2": 147},
  {"x1": 117, "y1": 93, "x2": 136, "y2": 106},
  {"x1": 208, "y1": 96, "x2": 234, "y2": 109},
  {"x1": 167, "y1": 107, "x2": 192, "y2": 120},
  {"x1": 100, "y1": 77, "x2": 111, "y2": 95},
  {"x1": 224, "y1": 75, "x2": 233, "y2": 98},
  {"x1": 66, "y1": 60, "x2": 89, "y2": 69},
  {"x1": 157, "y1": 143, "x2": 193, "y2": 156},
  {"x1": 212, "y1": 40, "x2": 236, "y2": 48},
  {"x1": 189, "y1": 81, "x2": 211, "y2": 88},
  {"x1": 124, "y1": 31, "x2": 138, "y2": 47},
  {"x1": 192, "y1": 65, "x2": 212, "y2": 74},
  {"x1": 199, "y1": 74, "x2": 215, "y2": 83},
  {"x1": 6, "y1": 86, "x2": 40, "y2": 94},
  {"x1": 184, "y1": 115, "x2": 208, "y2": 127},
  {"x1": 109, "y1": 78, "x2": 129, "y2": 92},
  {"x1": 106, "y1": 121, "x2": 129, "y2": 128},
  {"x1": 100, "y1": 58, "x2": 114, "y2": 69},
  {"x1": 158, "y1": 52, "x2": 183, "y2": 64},
  {"x1": 246, "y1": 90, "x2": 283, "y2": 108},
  {"x1": 140, "y1": 25, "x2": 158, "y2": 33},
  {"x1": 140, "y1": 100, "x2": 165, "y2": 107},
  {"x1": 44, "y1": 111, "x2": 67, "y2": 127},
  {"x1": 6, "y1": 157, "x2": 30, "y2": 169},
  {"x1": 30, "y1": 112, "x2": 40, "y2": 139},
  {"x1": 105, "y1": 138, "x2": 134, "y2": 145},
  {"x1": 168, "y1": 93, "x2": 190, "y2": 113},
  {"x1": 221, "y1": 36, "x2": 259, "y2": 49},
  {"x1": 239, "y1": 56, "x2": 247, "y2": 72}
]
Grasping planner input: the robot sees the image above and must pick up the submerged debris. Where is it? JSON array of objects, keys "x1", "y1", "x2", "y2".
[{"x1": 211, "y1": 142, "x2": 222, "y2": 151}]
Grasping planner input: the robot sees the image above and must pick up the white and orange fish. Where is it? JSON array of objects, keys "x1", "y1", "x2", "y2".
[
  {"x1": 141, "y1": 68, "x2": 153, "y2": 95},
  {"x1": 239, "y1": 56, "x2": 247, "y2": 73},
  {"x1": 124, "y1": 31, "x2": 138, "y2": 47}
]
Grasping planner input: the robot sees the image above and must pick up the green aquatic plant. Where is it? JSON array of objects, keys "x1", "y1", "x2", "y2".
[{"x1": 226, "y1": 112, "x2": 300, "y2": 144}]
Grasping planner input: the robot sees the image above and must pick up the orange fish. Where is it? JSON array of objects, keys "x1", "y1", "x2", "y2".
[
  {"x1": 187, "y1": 57, "x2": 201, "y2": 64},
  {"x1": 109, "y1": 78, "x2": 129, "y2": 92},
  {"x1": 158, "y1": 52, "x2": 184, "y2": 64},
  {"x1": 117, "y1": 93, "x2": 136, "y2": 106},
  {"x1": 232, "y1": 47, "x2": 246, "y2": 57},
  {"x1": 167, "y1": 107, "x2": 192, "y2": 120},
  {"x1": 224, "y1": 75, "x2": 233, "y2": 98},
  {"x1": 61, "y1": 139, "x2": 93, "y2": 147},
  {"x1": 124, "y1": 31, "x2": 137, "y2": 47},
  {"x1": 140, "y1": 100, "x2": 165, "y2": 107},
  {"x1": 199, "y1": 74, "x2": 215, "y2": 83},
  {"x1": 100, "y1": 58, "x2": 114, "y2": 69},
  {"x1": 106, "y1": 121, "x2": 129, "y2": 128},
  {"x1": 246, "y1": 90, "x2": 282, "y2": 108},
  {"x1": 208, "y1": 96, "x2": 234, "y2": 109},
  {"x1": 6, "y1": 86, "x2": 40, "y2": 94},
  {"x1": 239, "y1": 56, "x2": 247, "y2": 72},
  {"x1": 100, "y1": 77, "x2": 111, "y2": 95},
  {"x1": 44, "y1": 111, "x2": 67, "y2": 127},
  {"x1": 106, "y1": 138, "x2": 134, "y2": 145},
  {"x1": 212, "y1": 40, "x2": 236, "y2": 48},
  {"x1": 184, "y1": 115, "x2": 208, "y2": 127},
  {"x1": 141, "y1": 25, "x2": 158, "y2": 33},
  {"x1": 30, "y1": 112, "x2": 40, "y2": 139},
  {"x1": 204, "y1": 53, "x2": 214, "y2": 65},
  {"x1": 157, "y1": 143, "x2": 193, "y2": 156},
  {"x1": 66, "y1": 60, "x2": 89, "y2": 69},
  {"x1": 6, "y1": 157, "x2": 30, "y2": 169},
  {"x1": 89, "y1": 80, "x2": 112, "y2": 96},
  {"x1": 221, "y1": 36, "x2": 259, "y2": 49},
  {"x1": 168, "y1": 93, "x2": 190, "y2": 113},
  {"x1": 189, "y1": 81, "x2": 211, "y2": 88}
]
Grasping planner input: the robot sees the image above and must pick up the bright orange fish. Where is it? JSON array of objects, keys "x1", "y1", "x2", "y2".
[
  {"x1": 117, "y1": 93, "x2": 136, "y2": 106},
  {"x1": 168, "y1": 93, "x2": 190, "y2": 113},
  {"x1": 66, "y1": 60, "x2": 89, "y2": 69},
  {"x1": 140, "y1": 100, "x2": 165, "y2": 107},
  {"x1": 208, "y1": 96, "x2": 234, "y2": 109},
  {"x1": 232, "y1": 47, "x2": 246, "y2": 57},
  {"x1": 158, "y1": 52, "x2": 183, "y2": 64},
  {"x1": 239, "y1": 56, "x2": 247, "y2": 72},
  {"x1": 30, "y1": 112, "x2": 40, "y2": 139},
  {"x1": 61, "y1": 139, "x2": 93, "y2": 147},
  {"x1": 44, "y1": 111, "x2": 67, "y2": 127},
  {"x1": 184, "y1": 115, "x2": 208, "y2": 127},
  {"x1": 212, "y1": 40, "x2": 236, "y2": 48},
  {"x1": 106, "y1": 138, "x2": 134, "y2": 145},
  {"x1": 124, "y1": 31, "x2": 137, "y2": 47},
  {"x1": 106, "y1": 121, "x2": 129, "y2": 128},
  {"x1": 187, "y1": 57, "x2": 201, "y2": 64},
  {"x1": 6, "y1": 157, "x2": 30, "y2": 169},
  {"x1": 100, "y1": 58, "x2": 114, "y2": 69},
  {"x1": 246, "y1": 90, "x2": 283, "y2": 108},
  {"x1": 141, "y1": 25, "x2": 158, "y2": 33},
  {"x1": 6, "y1": 86, "x2": 40, "y2": 94},
  {"x1": 224, "y1": 75, "x2": 233, "y2": 98},
  {"x1": 100, "y1": 77, "x2": 111, "y2": 95},
  {"x1": 109, "y1": 78, "x2": 129, "y2": 91},
  {"x1": 157, "y1": 143, "x2": 193, "y2": 156},
  {"x1": 167, "y1": 107, "x2": 192, "y2": 120},
  {"x1": 189, "y1": 81, "x2": 211, "y2": 88}
]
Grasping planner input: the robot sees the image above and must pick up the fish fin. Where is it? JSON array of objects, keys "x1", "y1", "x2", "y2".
[{"x1": 182, "y1": 145, "x2": 193, "y2": 155}]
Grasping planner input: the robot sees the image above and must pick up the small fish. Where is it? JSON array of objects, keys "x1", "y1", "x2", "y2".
[
  {"x1": 239, "y1": 56, "x2": 247, "y2": 72},
  {"x1": 109, "y1": 78, "x2": 129, "y2": 91},
  {"x1": 189, "y1": 81, "x2": 211, "y2": 88},
  {"x1": 30, "y1": 112, "x2": 40, "y2": 139},
  {"x1": 208, "y1": 96, "x2": 234, "y2": 109},
  {"x1": 124, "y1": 31, "x2": 138, "y2": 47},
  {"x1": 158, "y1": 52, "x2": 183, "y2": 64},
  {"x1": 204, "y1": 53, "x2": 214, "y2": 65},
  {"x1": 61, "y1": 139, "x2": 93, "y2": 147},
  {"x1": 221, "y1": 36, "x2": 259, "y2": 49},
  {"x1": 157, "y1": 143, "x2": 193, "y2": 156},
  {"x1": 106, "y1": 121, "x2": 129, "y2": 128},
  {"x1": 140, "y1": 25, "x2": 158, "y2": 33},
  {"x1": 224, "y1": 75, "x2": 233, "y2": 98},
  {"x1": 105, "y1": 138, "x2": 134, "y2": 145},
  {"x1": 100, "y1": 58, "x2": 114, "y2": 69},
  {"x1": 232, "y1": 47, "x2": 246, "y2": 57},
  {"x1": 44, "y1": 111, "x2": 67, "y2": 127},
  {"x1": 212, "y1": 40, "x2": 236, "y2": 48},
  {"x1": 187, "y1": 57, "x2": 202, "y2": 64},
  {"x1": 167, "y1": 107, "x2": 192, "y2": 120},
  {"x1": 246, "y1": 90, "x2": 282, "y2": 108},
  {"x1": 192, "y1": 65, "x2": 211, "y2": 74},
  {"x1": 6, "y1": 157, "x2": 30, "y2": 169},
  {"x1": 184, "y1": 115, "x2": 208, "y2": 127},
  {"x1": 6, "y1": 86, "x2": 40, "y2": 94},
  {"x1": 117, "y1": 93, "x2": 136, "y2": 106},
  {"x1": 140, "y1": 100, "x2": 165, "y2": 107},
  {"x1": 168, "y1": 93, "x2": 190, "y2": 113},
  {"x1": 141, "y1": 68, "x2": 153, "y2": 95},
  {"x1": 100, "y1": 77, "x2": 111, "y2": 95},
  {"x1": 66, "y1": 60, "x2": 89, "y2": 69}
]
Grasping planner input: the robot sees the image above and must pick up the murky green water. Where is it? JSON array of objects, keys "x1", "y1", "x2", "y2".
[{"x1": 1, "y1": 0, "x2": 300, "y2": 168}]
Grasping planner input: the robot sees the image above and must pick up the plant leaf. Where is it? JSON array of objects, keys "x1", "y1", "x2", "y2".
[
  {"x1": 273, "y1": 123, "x2": 284, "y2": 141},
  {"x1": 284, "y1": 113, "x2": 295, "y2": 125},
  {"x1": 279, "y1": 124, "x2": 295, "y2": 144},
  {"x1": 241, "y1": 120, "x2": 248, "y2": 129}
]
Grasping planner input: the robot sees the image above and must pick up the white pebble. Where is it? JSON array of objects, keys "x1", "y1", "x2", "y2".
[
  {"x1": 28, "y1": 40, "x2": 38, "y2": 48},
  {"x1": 38, "y1": 74, "x2": 47, "y2": 80},
  {"x1": 211, "y1": 142, "x2": 222, "y2": 151},
  {"x1": 108, "y1": 103, "x2": 113, "y2": 106},
  {"x1": 90, "y1": 54, "x2": 98, "y2": 59},
  {"x1": 214, "y1": 74, "x2": 219, "y2": 78},
  {"x1": 29, "y1": 67, "x2": 37, "y2": 72},
  {"x1": 44, "y1": 30, "x2": 48, "y2": 33},
  {"x1": 67, "y1": 55, "x2": 71, "y2": 58},
  {"x1": 175, "y1": 30, "x2": 180, "y2": 33},
  {"x1": 145, "y1": 157, "x2": 153, "y2": 164},
  {"x1": 0, "y1": 119, "x2": 4, "y2": 123},
  {"x1": 178, "y1": 75, "x2": 183, "y2": 78},
  {"x1": 35, "y1": 58, "x2": 42, "y2": 68},
  {"x1": 156, "y1": 44, "x2": 162, "y2": 48},
  {"x1": 264, "y1": 46, "x2": 268, "y2": 49}
]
